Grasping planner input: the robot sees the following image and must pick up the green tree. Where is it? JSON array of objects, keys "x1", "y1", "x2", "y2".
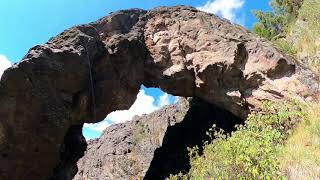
[
  {"x1": 253, "y1": 10, "x2": 285, "y2": 39},
  {"x1": 276, "y1": 0, "x2": 304, "y2": 18},
  {"x1": 253, "y1": 0, "x2": 303, "y2": 40}
]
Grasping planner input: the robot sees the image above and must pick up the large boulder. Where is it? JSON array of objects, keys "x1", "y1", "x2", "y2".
[{"x1": 0, "y1": 6, "x2": 319, "y2": 180}]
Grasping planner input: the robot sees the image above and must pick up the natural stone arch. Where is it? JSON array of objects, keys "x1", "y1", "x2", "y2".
[{"x1": 0, "y1": 6, "x2": 318, "y2": 180}]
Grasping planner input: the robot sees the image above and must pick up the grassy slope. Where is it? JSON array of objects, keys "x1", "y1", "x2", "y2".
[
  {"x1": 280, "y1": 106, "x2": 320, "y2": 179},
  {"x1": 288, "y1": 0, "x2": 320, "y2": 74},
  {"x1": 280, "y1": 2, "x2": 320, "y2": 177}
]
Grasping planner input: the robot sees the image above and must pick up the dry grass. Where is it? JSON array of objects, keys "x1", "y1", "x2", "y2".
[
  {"x1": 280, "y1": 105, "x2": 320, "y2": 179},
  {"x1": 296, "y1": 0, "x2": 320, "y2": 52},
  {"x1": 288, "y1": 0, "x2": 320, "y2": 64}
]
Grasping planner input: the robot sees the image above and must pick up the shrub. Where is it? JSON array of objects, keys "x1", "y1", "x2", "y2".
[
  {"x1": 253, "y1": 10, "x2": 285, "y2": 40},
  {"x1": 170, "y1": 101, "x2": 304, "y2": 179}
]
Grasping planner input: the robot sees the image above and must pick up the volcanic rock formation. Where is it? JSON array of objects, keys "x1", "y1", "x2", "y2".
[
  {"x1": 0, "y1": 5, "x2": 319, "y2": 180},
  {"x1": 75, "y1": 98, "x2": 243, "y2": 180},
  {"x1": 74, "y1": 98, "x2": 190, "y2": 180}
]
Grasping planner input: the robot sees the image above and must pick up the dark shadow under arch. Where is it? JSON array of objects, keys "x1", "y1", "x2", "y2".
[{"x1": 144, "y1": 98, "x2": 244, "y2": 180}]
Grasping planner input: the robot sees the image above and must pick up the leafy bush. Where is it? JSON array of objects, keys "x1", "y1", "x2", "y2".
[
  {"x1": 253, "y1": 10, "x2": 285, "y2": 40},
  {"x1": 170, "y1": 101, "x2": 304, "y2": 179}
]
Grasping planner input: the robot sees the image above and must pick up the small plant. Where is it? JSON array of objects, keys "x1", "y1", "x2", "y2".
[{"x1": 132, "y1": 121, "x2": 148, "y2": 145}]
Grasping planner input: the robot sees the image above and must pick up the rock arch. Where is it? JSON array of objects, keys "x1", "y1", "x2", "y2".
[{"x1": 0, "y1": 6, "x2": 318, "y2": 180}]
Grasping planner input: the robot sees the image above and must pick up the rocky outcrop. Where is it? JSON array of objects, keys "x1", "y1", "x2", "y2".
[
  {"x1": 0, "y1": 6, "x2": 319, "y2": 180},
  {"x1": 74, "y1": 98, "x2": 189, "y2": 180},
  {"x1": 74, "y1": 98, "x2": 242, "y2": 180}
]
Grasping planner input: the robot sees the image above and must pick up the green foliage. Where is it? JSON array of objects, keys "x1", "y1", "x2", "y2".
[
  {"x1": 253, "y1": 0, "x2": 303, "y2": 40},
  {"x1": 274, "y1": 0, "x2": 304, "y2": 19},
  {"x1": 170, "y1": 101, "x2": 304, "y2": 180},
  {"x1": 253, "y1": 10, "x2": 285, "y2": 40}
]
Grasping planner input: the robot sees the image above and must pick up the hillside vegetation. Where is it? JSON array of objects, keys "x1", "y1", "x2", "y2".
[
  {"x1": 254, "y1": 0, "x2": 320, "y2": 74},
  {"x1": 288, "y1": 0, "x2": 320, "y2": 74},
  {"x1": 171, "y1": 0, "x2": 320, "y2": 179},
  {"x1": 170, "y1": 101, "x2": 306, "y2": 179},
  {"x1": 280, "y1": 105, "x2": 320, "y2": 178}
]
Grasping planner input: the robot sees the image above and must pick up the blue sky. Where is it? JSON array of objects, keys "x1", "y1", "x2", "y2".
[{"x1": 0, "y1": 0, "x2": 271, "y2": 139}]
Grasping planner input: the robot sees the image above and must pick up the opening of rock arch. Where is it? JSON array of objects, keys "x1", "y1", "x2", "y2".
[
  {"x1": 0, "y1": 5, "x2": 319, "y2": 180},
  {"x1": 83, "y1": 86, "x2": 179, "y2": 140}
]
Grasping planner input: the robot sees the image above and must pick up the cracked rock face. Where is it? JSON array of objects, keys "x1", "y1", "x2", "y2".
[
  {"x1": 0, "y1": 6, "x2": 319, "y2": 180},
  {"x1": 74, "y1": 99, "x2": 190, "y2": 180},
  {"x1": 74, "y1": 97, "x2": 242, "y2": 180}
]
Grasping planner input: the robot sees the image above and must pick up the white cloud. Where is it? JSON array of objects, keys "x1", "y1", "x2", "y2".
[
  {"x1": 84, "y1": 89, "x2": 181, "y2": 134},
  {"x1": 0, "y1": 54, "x2": 12, "y2": 78},
  {"x1": 159, "y1": 93, "x2": 170, "y2": 107},
  {"x1": 85, "y1": 89, "x2": 161, "y2": 132},
  {"x1": 105, "y1": 89, "x2": 159, "y2": 124},
  {"x1": 83, "y1": 120, "x2": 112, "y2": 133},
  {"x1": 197, "y1": 0, "x2": 245, "y2": 24}
]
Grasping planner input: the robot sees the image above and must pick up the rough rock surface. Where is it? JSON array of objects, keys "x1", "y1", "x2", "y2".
[
  {"x1": 74, "y1": 98, "x2": 242, "y2": 180},
  {"x1": 74, "y1": 99, "x2": 189, "y2": 180},
  {"x1": 0, "y1": 6, "x2": 319, "y2": 180}
]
